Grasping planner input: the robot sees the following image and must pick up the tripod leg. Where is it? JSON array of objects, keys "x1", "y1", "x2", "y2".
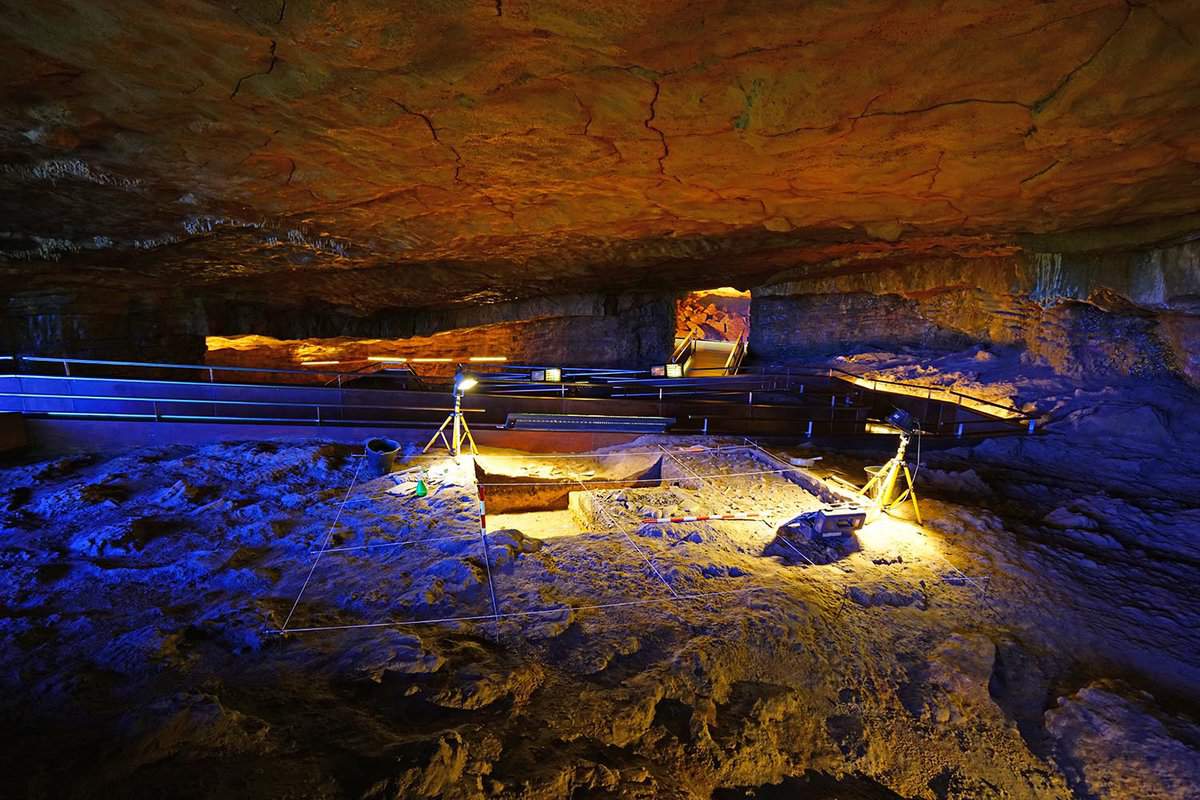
[
  {"x1": 461, "y1": 417, "x2": 479, "y2": 455},
  {"x1": 423, "y1": 415, "x2": 452, "y2": 453},
  {"x1": 902, "y1": 464, "x2": 921, "y2": 525}
]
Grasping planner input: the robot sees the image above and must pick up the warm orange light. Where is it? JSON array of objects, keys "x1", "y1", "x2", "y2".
[
  {"x1": 411, "y1": 357, "x2": 452, "y2": 363},
  {"x1": 300, "y1": 360, "x2": 341, "y2": 366},
  {"x1": 367, "y1": 356, "x2": 408, "y2": 362},
  {"x1": 469, "y1": 356, "x2": 508, "y2": 362}
]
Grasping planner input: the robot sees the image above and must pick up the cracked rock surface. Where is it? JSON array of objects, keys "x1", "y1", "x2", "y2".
[{"x1": 2, "y1": 0, "x2": 1200, "y2": 315}]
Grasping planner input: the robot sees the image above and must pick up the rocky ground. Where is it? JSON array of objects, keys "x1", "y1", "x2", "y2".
[{"x1": 1, "y1": 413, "x2": 1198, "y2": 797}]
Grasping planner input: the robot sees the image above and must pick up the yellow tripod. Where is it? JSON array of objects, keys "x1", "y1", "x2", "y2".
[
  {"x1": 861, "y1": 430, "x2": 921, "y2": 524},
  {"x1": 422, "y1": 390, "x2": 478, "y2": 458}
]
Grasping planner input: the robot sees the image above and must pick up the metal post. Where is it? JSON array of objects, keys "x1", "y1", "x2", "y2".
[
  {"x1": 63, "y1": 360, "x2": 70, "y2": 377},
  {"x1": 806, "y1": 420, "x2": 813, "y2": 438},
  {"x1": 208, "y1": 367, "x2": 214, "y2": 383},
  {"x1": 451, "y1": 391, "x2": 462, "y2": 457},
  {"x1": 1027, "y1": 419, "x2": 1036, "y2": 434},
  {"x1": 316, "y1": 406, "x2": 321, "y2": 425},
  {"x1": 955, "y1": 422, "x2": 964, "y2": 438}
]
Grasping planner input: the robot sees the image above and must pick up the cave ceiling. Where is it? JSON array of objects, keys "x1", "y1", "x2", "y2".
[{"x1": 2, "y1": 0, "x2": 1199, "y2": 313}]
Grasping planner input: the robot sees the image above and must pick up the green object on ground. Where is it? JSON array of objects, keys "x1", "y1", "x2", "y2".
[{"x1": 416, "y1": 479, "x2": 428, "y2": 497}]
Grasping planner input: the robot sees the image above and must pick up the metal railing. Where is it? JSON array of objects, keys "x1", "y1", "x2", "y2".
[
  {"x1": 670, "y1": 333, "x2": 697, "y2": 365},
  {"x1": 0, "y1": 374, "x2": 482, "y2": 427},
  {"x1": 724, "y1": 334, "x2": 748, "y2": 375},
  {"x1": 16, "y1": 354, "x2": 373, "y2": 387},
  {"x1": 787, "y1": 364, "x2": 1031, "y2": 423},
  {"x1": 2, "y1": 353, "x2": 1038, "y2": 436}
]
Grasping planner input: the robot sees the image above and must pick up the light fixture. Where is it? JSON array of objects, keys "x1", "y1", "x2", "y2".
[
  {"x1": 454, "y1": 372, "x2": 479, "y2": 393},
  {"x1": 544, "y1": 367, "x2": 562, "y2": 382},
  {"x1": 469, "y1": 356, "x2": 508, "y2": 363},
  {"x1": 367, "y1": 356, "x2": 407, "y2": 362},
  {"x1": 860, "y1": 407, "x2": 921, "y2": 523},
  {"x1": 424, "y1": 367, "x2": 479, "y2": 458},
  {"x1": 665, "y1": 363, "x2": 684, "y2": 378},
  {"x1": 300, "y1": 359, "x2": 341, "y2": 366}
]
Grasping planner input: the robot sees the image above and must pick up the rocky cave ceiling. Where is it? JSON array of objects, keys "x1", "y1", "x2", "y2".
[{"x1": 2, "y1": 0, "x2": 1200, "y2": 313}]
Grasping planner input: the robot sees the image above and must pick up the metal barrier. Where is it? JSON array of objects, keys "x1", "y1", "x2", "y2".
[
  {"x1": 0, "y1": 373, "x2": 480, "y2": 427},
  {"x1": 1, "y1": 354, "x2": 1037, "y2": 437}
]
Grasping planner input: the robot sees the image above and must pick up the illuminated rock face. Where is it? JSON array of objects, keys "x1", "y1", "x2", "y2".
[
  {"x1": 1, "y1": 1, "x2": 1199, "y2": 370},
  {"x1": 2, "y1": 3, "x2": 1200, "y2": 306},
  {"x1": 205, "y1": 296, "x2": 675, "y2": 372},
  {"x1": 752, "y1": 242, "x2": 1200, "y2": 384}
]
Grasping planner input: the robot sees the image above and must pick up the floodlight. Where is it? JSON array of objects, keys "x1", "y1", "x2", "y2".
[
  {"x1": 455, "y1": 372, "x2": 478, "y2": 394},
  {"x1": 544, "y1": 367, "x2": 562, "y2": 382},
  {"x1": 885, "y1": 407, "x2": 918, "y2": 435},
  {"x1": 665, "y1": 363, "x2": 684, "y2": 378},
  {"x1": 424, "y1": 368, "x2": 480, "y2": 458}
]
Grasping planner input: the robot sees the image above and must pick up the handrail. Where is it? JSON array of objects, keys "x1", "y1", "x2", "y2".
[
  {"x1": 723, "y1": 334, "x2": 748, "y2": 376},
  {"x1": 670, "y1": 334, "x2": 696, "y2": 364},
  {"x1": 821, "y1": 366, "x2": 1026, "y2": 420},
  {"x1": 4, "y1": 353, "x2": 1035, "y2": 427},
  {"x1": 0, "y1": 389, "x2": 483, "y2": 414},
  {"x1": 16, "y1": 354, "x2": 365, "y2": 382}
]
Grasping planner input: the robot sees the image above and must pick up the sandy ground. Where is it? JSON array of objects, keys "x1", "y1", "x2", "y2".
[{"x1": 2, "y1": 416, "x2": 1199, "y2": 798}]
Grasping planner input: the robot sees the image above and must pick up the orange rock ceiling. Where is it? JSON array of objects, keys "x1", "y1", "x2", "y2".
[{"x1": 2, "y1": 0, "x2": 1199, "y2": 310}]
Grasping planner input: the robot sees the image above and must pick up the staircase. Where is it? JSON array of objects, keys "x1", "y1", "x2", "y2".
[{"x1": 671, "y1": 335, "x2": 747, "y2": 376}]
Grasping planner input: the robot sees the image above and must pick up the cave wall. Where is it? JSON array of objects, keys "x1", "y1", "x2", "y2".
[
  {"x1": 751, "y1": 242, "x2": 1200, "y2": 384},
  {"x1": 207, "y1": 302, "x2": 675, "y2": 374},
  {"x1": 1, "y1": 289, "x2": 674, "y2": 370},
  {"x1": 3, "y1": 287, "x2": 208, "y2": 363},
  {"x1": 204, "y1": 292, "x2": 675, "y2": 370}
]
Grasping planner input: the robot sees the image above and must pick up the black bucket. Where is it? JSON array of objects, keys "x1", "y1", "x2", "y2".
[{"x1": 364, "y1": 437, "x2": 401, "y2": 476}]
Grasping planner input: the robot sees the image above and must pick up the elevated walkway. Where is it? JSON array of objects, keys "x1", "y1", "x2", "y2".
[{"x1": 0, "y1": 354, "x2": 1036, "y2": 444}]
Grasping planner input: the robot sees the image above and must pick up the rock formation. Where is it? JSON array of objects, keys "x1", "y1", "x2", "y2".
[
  {"x1": 2, "y1": 1, "x2": 1199, "y2": 373},
  {"x1": 675, "y1": 290, "x2": 749, "y2": 342}
]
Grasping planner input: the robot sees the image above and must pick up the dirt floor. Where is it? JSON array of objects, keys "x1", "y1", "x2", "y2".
[{"x1": 1, "y1": 415, "x2": 1198, "y2": 797}]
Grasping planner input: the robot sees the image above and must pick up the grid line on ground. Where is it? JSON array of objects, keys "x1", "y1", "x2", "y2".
[
  {"x1": 477, "y1": 466, "x2": 796, "y2": 488},
  {"x1": 308, "y1": 531, "x2": 483, "y2": 554},
  {"x1": 402, "y1": 445, "x2": 748, "y2": 463},
  {"x1": 582, "y1": 479, "x2": 680, "y2": 598},
  {"x1": 475, "y1": 479, "x2": 502, "y2": 629},
  {"x1": 274, "y1": 586, "x2": 767, "y2": 634},
  {"x1": 744, "y1": 438, "x2": 991, "y2": 606},
  {"x1": 312, "y1": 523, "x2": 760, "y2": 559},
  {"x1": 659, "y1": 443, "x2": 740, "y2": 503},
  {"x1": 281, "y1": 456, "x2": 365, "y2": 632},
  {"x1": 275, "y1": 444, "x2": 797, "y2": 636}
]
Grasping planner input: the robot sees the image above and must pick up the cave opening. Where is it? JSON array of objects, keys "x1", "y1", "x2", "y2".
[{"x1": 675, "y1": 287, "x2": 751, "y2": 344}]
